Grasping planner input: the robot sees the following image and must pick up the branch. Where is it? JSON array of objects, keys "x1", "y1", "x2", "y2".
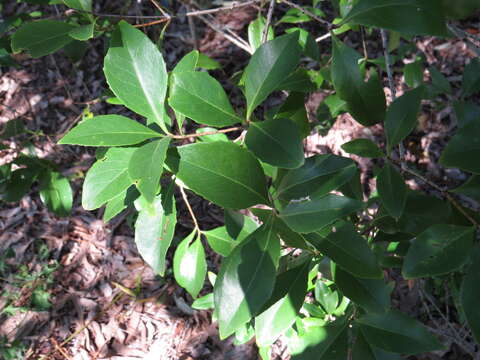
[
  {"x1": 279, "y1": 0, "x2": 334, "y2": 29},
  {"x1": 170, "y1": 126, "x2": 244, "y2": 140},
  {"x1": 179, "y1": 186, "x2": 200, "y2": 231},
  {"x1": 263, "y1": 0, "x2": 275, "y2": 43}
]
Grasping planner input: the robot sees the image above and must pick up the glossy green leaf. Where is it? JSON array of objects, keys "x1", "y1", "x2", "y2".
[
  {"x1": 402, "y1": 224, "x2": 474, "y2": 279},
  {"x1": 274, "y1": 92, "x2": 310, "y2": 138},
  {"x1": 290, "y1": 319, "x2": 348, "y2": 359},
  {"x1": 63, "y1": 0, "x2": 92, "y2": 11},
  {"x1": 315, "y1": 281, "x2": 338, "y2": 314},
  {"x1": 343, "y1": 0, "x2": 448, "y2": 36},
  {"x1": 39, "y1": 170, "x2": 72, "y2": 217},
  {"x1": 197, "y1": 53, "x2": 221, "y2": 70},
  {"x1": 356, "y1": 310, "x2": 443, "y2": 355},
  {"x1": 453, "y1": 101, "x2": 480, "y2": 129},
  {"x1": 333, "y1": 264, "x2": 390, "y2": 313},
  {"x1": 169, "y1": 71, "x2": 242, "y2": 127},
  {"x1": 173, "y1": 231, "x2": 207, "y2": 298},
  {"x1": 103, "y1": 186, "x2": 138, "y2": 222},
  {"x1": 429, "y1": 66, "x2": 452, "y2": 95},
  {"x1": 385, "y1": 86, "x2": 424, "y2": 153},
  {"x1": 279, "y1": 194, "x2": 363, "y2": 233},
  {"x1": 192, "y1": 293, "x2": 214, "y2": 310},
  {"x1": 104, "y1": 21, "x2": 168, "y2": 130},
  {"x1": 12, "y1": 20, "x2": 75, "y2": 58},
  {"x1": 214, "y1": 222, "x2": 280, "y2": 339},
  {"x1": 460, "y1": 247, "x2": 480, "y2": 344},
  {"x1": 352, "y1": 332, "x2": 402, "y2": 360},
  {"x1": 307, "y1": 222, "x2": 382, "y2": 278},
  {"x1": 169, "y1": 142, "x2": 269, "y2": 209},
  {"x1": 134, "y1": 184, "x2": 177, "y2": 276},
  {"x1": 248, "y1": 16, "x2": 274, "y2": 51},
  {"x1": 203, "y1": 227, "x2": 236, "y2": 257},
  {"x1": 404, "y1": 61, "x2": 423, "y2": 88},
  {"x1": 276, "y1": 68, "x2": 317, "y2": 93},
  {"x1": 69, "y1": 23, "x2": 94, "y2": 41},
  {"x1": 341, "y1": 139, "x2": 384, "y2": 158},
  {"x1": 255, "y1": 259, "x2": 311, "y2": 346},
  {"x1": 274, "y1": 154, "x2": 356, "y2": 202},
  {"x1": 82, "y1": 147, "x2": 135, "y2": 210},
  {"x1": 59, "y1": 115, "x2": 161, "y2": 146},
  {"x1": 245, "y1": 118, "x2": 304, "y2": 169},
  {"x1": 440, "y1": 120, "x2": 480, "y2": 174},
  {"x1": 172, "y1": 50, "x2": 199, "y2": 74},
  {"x1": 245, "y1": 32, "x2": 301, "y2": 119},
  {"x1": 129, "y1": 137, "x2": 170, "y2": 203},
  {"x1": 285, "y1": 28, "x2": 319, "y2": 61},
  {"x1": 377, "y1": 162, "x2": 407, "y2": 219},
  {"x1": 461, "y1": 58, "x2": 480, "y2": 97},
  {"x1": 331, "y1": 37, "x2": 386, "y2": 126},
  {"x1": 452, "y1": 175, "x2": 480, "y2": 202}
]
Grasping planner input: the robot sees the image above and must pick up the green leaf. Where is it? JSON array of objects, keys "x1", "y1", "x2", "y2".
[
  {"x1": 195, "y1": 127, "x2": 229, "y2": 143},
  {"x1": 290, "y1": 319, "x2": 348, "y2": 359},
  {"x1": 315, "y1": 281, "x2": 338, "y2": 314},
  {"x1": 385, "y1": 86, "x2": 424, "y2": 153},
  {"x1": 0, "y1": 118, "x2": 25, "y2": 139},
  {"x1": 214, "y1": 221, "x2": 280, "y2": 339},
  {"x1": 69, "y1": 23, "x2": 94, "y2": 41},
  {"x1": 274, "y1": 154, "x2": 357, "y2": 202},
  {"x1": 59, "y1": 115, "x2": 161, "y2": 146},
  {"x1": 429, "y1": 66, "x2": 452, "y2": 95},
  {"x1": 443, "y1": 0, "x2": 480, "y2": 19},
  {"x1": 333, "y1": 264, "x2": 391, "y2": 313},
  {"x1": 197, "y1": 53, "x2": 221, "y2": 70},
  {"x1": 203, "y1": 226, "x2": 236, "y2": 257},
  {"x1": 245, "y1": 32, "x2": 301, "y2": 119},
  {"x1": 356, "y1": 310, "x2": 443, "y2": 355},
  {"x1": 460, "y1": 247, "x2": 480, "y2": 344},
  {"x1": 404, "y1": 61, "x2": 423, "y2": 88},
  {"x1": 129, "y1": 137, "x2": 170, "y2": 203},
  {"x1": 377, "y1": 162, "x2": 407, "y2": 219},
  {"x1": 39, "y1": 170, "x2": 72, "y2": 217},
  {"x1": 276, "y1": 68, "x2": 317, "y2": 93},
  {"x1": 452, "y1": 175, "x2": 480, "y2": 202},
  {"x1": 103, "y1": 186, "x2": 138, "y2": 222},
  {"x1": 352, "y1": 332, "x2": 402, "y2": 360},
  {"x1": 331, "y1": 37, "x2": 386, "y2": 126},
  {"x1": 82, "y1": 147, "x2": 135, "y2": 210},
  {"x1": 172, "y1": 50, "x2": 199, "y2": 74},
  {"x1": 402, "y1": 224, "x2": 474, "y2": 279},
  {"x1": 440, "y1": 119, "x2": 480, "y2": 174},
  {"x1": 453, "y1": 101, "x2": 480, "y2": 129},
  {"x1": 173, "y1": 231, "x2": 207, "y2": 298},
  {"x1": 169, "y1": 71, "x2": 242, "y2": 127},
  {"x1": 104, "y1": 21, "x2": 168, "y2": 130},
  {"x1": 134, "y1": 184, "x2": 177, "y2": 276},
  {"x1": 279, "y1": 194, "x2": 363, "y2": 233},
  {"x1": 461, "y1": 58, "x2": 480, "y2": 97},
  {"x1": 1, "y1": 167, "x2": 40, "y2": 202},
  {"x1": 245, "y1": 118, "x2": 304, "y2": 169},
  {"x1": 307, "y1": 222, "x2": 383, "y2": 279},
  {"x1": 192, "y1": 293, "x2": 214, "y2": 310},
  {"x1": 255, "y1": 259, "x2": 311, "y2": 346},
  {"x1": 285, "y1": 28, "x2": 319, "y2": 61},
  {"x1": 169, "y1": 142, "x2": 269, "y2": 209},
  {"x1": 341, "y1": 139, "x2": 384, "y2": 158},
  {"x1": 248, "y1": 16, "x2": 274, "y2": 52},
  {"x1": 12, "y1": 20, "x2": 75, "y2": 58},
  {"x1": 343, "y1": 0, "x2": 448, "y2": 37},
  {"x1": 274, "y1": 92, "x2": 310, "y2": 138},
  {"x1": 63, "y1": 0, "x2": 92, "y2": 11}
]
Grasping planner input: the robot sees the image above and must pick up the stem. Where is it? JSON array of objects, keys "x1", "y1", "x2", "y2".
[
  {"x1": 179, "y1": 186, "x2": 200, "y2": 232},
  {"x1": 169, "y1": 126, "x2": 244, "y2": 140},
  {"x1": 262, "y1": 0, "x2": 275, "y2": 44},
  {"x1": 279, "y1": 0, "x2": 334, "y2": 29}
]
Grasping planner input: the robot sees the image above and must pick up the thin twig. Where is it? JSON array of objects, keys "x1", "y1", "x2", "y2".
[
  {"x1": 279, "y1": 0, "x2": 334, "y2": 28},
  {"x1": 170, "y1": 126, "x2": 244, "y2": 139},
  {"x1": 187, "y1": 5, "x2": 198, "y2": 49},
  {"x1": 179, "y1": 186, "x2": 200, "y2": 231},
  {"x1": 316, "y1": 32, "x2": 332, "y2": 43},
  {"x1": 448, "y1": 24, "x2": 480, "y2": 56},
  {"x1": 263, "y1": 0, "x2": 275, "y2": 43}
]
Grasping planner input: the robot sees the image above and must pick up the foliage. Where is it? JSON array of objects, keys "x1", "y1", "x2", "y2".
[{"x1": 4, "y1": 0, "x2": 480, "y2": 358}]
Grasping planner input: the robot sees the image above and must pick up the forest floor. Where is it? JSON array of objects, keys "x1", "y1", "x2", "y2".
[{"x1": 0, "y1": 1, "x2": 479, "y2": 359}]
